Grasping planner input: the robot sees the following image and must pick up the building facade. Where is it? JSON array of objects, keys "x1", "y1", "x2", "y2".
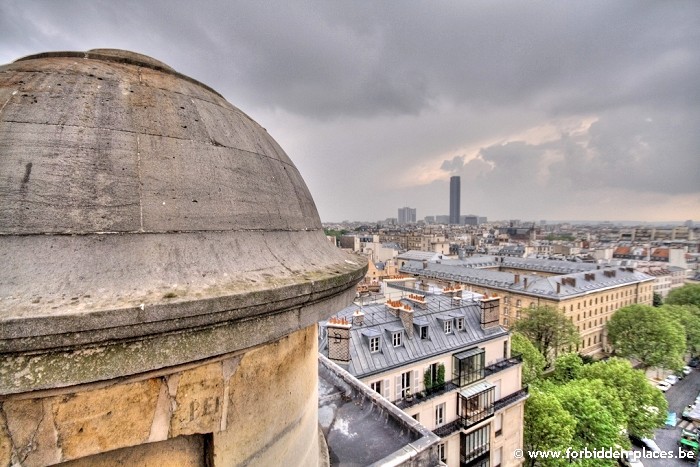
[
  {"x1": 399, "y1": 256, "x2": 655, "y2": 356},
  {"x1": 399, "y1": 206, "x2": 417, "y2": 225},
  {"x1": 321, "y1": 286, "x2": 527, "y2": 467},
  {"x1": 450, "y1": 176, "x2": 461, "y2": 225}
]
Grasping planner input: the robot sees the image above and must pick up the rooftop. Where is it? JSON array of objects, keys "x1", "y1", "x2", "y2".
[
  {"x1": 320, "y1": 290, "x2": 507, "y2": 378},
  {"x1": 318, "y1": 355, "x2": 440, "y2": 466},
  {"x1": 399, "y1": 259, "x2": 654, "y2": 300}
]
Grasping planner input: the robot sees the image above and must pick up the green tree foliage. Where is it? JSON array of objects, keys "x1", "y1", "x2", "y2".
[
  {"x1": 511, "y1": 332, "x2": 546, "y2": 386},
  {"x1": 652, "y1": 292, "x2": 663, "y2": 307},
  {"x1": 524, "y1": 387, "x2": 576, "y2": 467},
  {"x1": 525, "y1": 380, "x2": 624, "y2": 467},
  {"x1": 666, "y1": 284, "x2": 700, "y2": 308},
  {"x1": 606, "y1": 304, "x2": 685, "y2": 371},
  {"x1": 660, "y1": 304, "x2": 700, "y2": 356},
  {"x1": 512, "y1": 306, "x2": 579, "y2": 365},
  {"x1": 524, "y1": 358, "x2": 668, "y2": 465},
  {"x1": 550, "y1": 353, "x2": 583, "y2": 383},
  {"x1": 580, "y1": 358, "x2": 667, "y2": 438},
  {"x1": 551, "y1": 379, "x2": 626, "y2": 463}
]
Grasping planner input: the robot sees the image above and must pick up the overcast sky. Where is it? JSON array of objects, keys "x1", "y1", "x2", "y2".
[{"x1": 2, "y1": 1, "x2": 698, "y2": 223}]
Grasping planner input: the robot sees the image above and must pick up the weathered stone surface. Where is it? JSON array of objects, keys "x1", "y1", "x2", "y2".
[
  {"x1": 0, "y1": 410, "x2": 10, "y2": 467},
  {"x1": 214, "y1": 325, "x2": 319, "y2": 465},
  {"x1": 2, "y1": 398, "x2": 60, "y2": 467},
  {"x1": 170, "y1": 362, "x2": 223, "y2": 437},
  {"x1": 0, "y1": 50, "x2": 366, "y2": 388},
  {"x1": 0, "y1": 48, "x2": 363, "y2": 467},
  {"x1": 57, "y1": 433, "x2": 207, "y2": 467},
  {"x1": 53, "y1": 379, "x2": 161, "y2": 460}
]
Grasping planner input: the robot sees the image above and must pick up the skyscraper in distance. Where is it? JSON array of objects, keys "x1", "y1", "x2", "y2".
[{"x1": 449, "y1": 176, "x2": 460, "y2": 224}]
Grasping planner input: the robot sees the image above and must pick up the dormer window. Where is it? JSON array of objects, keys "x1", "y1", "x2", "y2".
[
  {"x1": 419, "y1": 326, "x2": 429, "y2": 339},
  {"x1": 369, "y1": 336, "x2": 380, "y2": 353},
  {"x1": 392, "y1": 331, "x2": 403, "y2": 347},
  {"x1": 444, "y1": 320, "x2": 453, "y2": 334},
  {"x1": 456, "y1": 317, "x2": 464, "y2": 331}
]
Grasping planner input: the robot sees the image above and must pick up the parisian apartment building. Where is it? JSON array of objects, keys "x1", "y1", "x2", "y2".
[
  {"x1": 320, "y1": 282, "x2": 527, "y2": 467},
  {"x1": 397, "y1": 253, "x2": 655, "y2": 355}
]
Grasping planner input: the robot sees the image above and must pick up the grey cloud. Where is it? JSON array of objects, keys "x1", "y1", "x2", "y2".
[
  {"x1": 1, "y1": 0, "x2": 698, "y2": 222},
  {"x1": 440, "y1": 155, "x2": 466, "y2": 173}
]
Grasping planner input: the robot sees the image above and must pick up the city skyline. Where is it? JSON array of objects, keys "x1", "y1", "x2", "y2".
[{"x1": 2, "y1": 1, "x2": 698, "y2": 223}]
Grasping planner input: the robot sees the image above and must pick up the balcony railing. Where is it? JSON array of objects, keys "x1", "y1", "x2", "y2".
[
  {"x1": 431, "y1": 386, "x2": 530, "y2": 438},
  {"x1": 393, "y1": 380, "x2": 460, "y2": 410},
  {"x1": 392, "y1": 354, "x2": 522, "y2": 410},
  {"x1": 493, "y1": 386, "x2": 529, "y2": 411},
  {"x1": 483, "y1": 353, "x2": 522, "y2": 378}
]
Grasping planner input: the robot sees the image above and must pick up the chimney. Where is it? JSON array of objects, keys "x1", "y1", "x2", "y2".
[
  {"x1": 556, "y1": 282, "x2": 561, "y2": 294},
  {"x1": 523, "y1": 278, "x2": 528, "y2": 290},
  {"x1": 352, "y1": 309, "x2": 365, "y2": 327},
  {"x1": 399, "y1": 305, "x2": 414, "y2": 338},
  {"x1": 514, "y1": 274, "x2": 520, "y2": 284},
  {"x1": 422, "y1": 260, "x2": 428, "y2": 269},
  {"x1": 480, "y1": 295, "x2": 501, "y2": 330},
  {"x1": 386, "y1": 299, "x2": 401, "y2": 317},
  {"x1": 327, "y1": 317, "x2": 352, "y2": 363}
]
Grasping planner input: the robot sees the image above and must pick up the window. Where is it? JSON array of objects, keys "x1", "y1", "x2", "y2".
[
  {"x1": 419, "y1": 326, "x2": 429, "y2": 339},
  {"x1": 461, "y1": 424, "x2": 490, "y2": 464},
  {"x1": 369, "y1": 337, "x2": 380, "y2": 353},
  {"x1": 458, "y1": 384, "x2": 495, "y2": 428},
  {"x1": 437, "y1": 443, "x2": 447, "y2": 463},
  {"x1": 392, "y1": 331, "x2": 402, "y2": 347},
  {"x1": 495, "y1": 413, "x2": 503, "y2": 436},
  {"x1": 516, "y1": 299, "x2": 521, "y2": 307},
  {"x1": 444, "y1": 320, "x2": 453, "y2": 334},
  {"x1": 453, "y1": 348, "x2": 485, "y2": 386},
  {"x1": 370, "y1": 380, "x2": 382, "y2": 394},
  {"x1": 400, "y1": 371, "x2": 411, "y2": 399},
  {"x1": 503, "y1": 340, "x2": 508, "y2": 359},
  {"x1": 456, "y1": 317, "x2": 464, "y2": 331},
  {"x1": 436, "y1": 403, "x2": 446, "y2": 426},
  {"x1": 494, "y1": 446, "x2": 503, "y2": 467},
  {"x1": 412, "y1": 413, "x2": 420, "y2": 422}
]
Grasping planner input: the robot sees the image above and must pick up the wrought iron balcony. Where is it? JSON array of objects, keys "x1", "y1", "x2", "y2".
[
  {"x1": 493, "y1": 385, "x2": 529, "y2": 411},
  {"x1": 431, "y1": 386, "x2": 530, "y2": 438},
  {"x1": 393, "y1": 380, "x2": 460, "y2": 410},
  {"x1": 483, "y1": 353, "x2": 522, "y2": 378}
]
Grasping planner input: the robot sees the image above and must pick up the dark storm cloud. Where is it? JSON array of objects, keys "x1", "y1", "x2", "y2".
[{"x1": 1, "y1": 0, "x2": 698, "y2": 221}]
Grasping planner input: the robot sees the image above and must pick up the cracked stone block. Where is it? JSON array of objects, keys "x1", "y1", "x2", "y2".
[
  {"x1": 170, "y1": 362, "x2": 224, "y2": 437},
  {"x1": 2, "y1": 399, "x2": 60, "y2": 467},
  {"x1": 53, "y1": 379, "x2": 161, "y2": 461}
]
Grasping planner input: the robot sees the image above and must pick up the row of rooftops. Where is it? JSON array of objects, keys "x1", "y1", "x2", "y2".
[
  {"x1": 397, "y1": 256, "x2": 654, "y2": 300},
  {"x1": 320, "y1": 288, "x2": 507, "y2": 378}
]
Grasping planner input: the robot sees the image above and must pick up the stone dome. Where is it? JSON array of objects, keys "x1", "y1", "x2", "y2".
[{"x1": 0, "y1": 49, "x2": 366, "y2": 392}]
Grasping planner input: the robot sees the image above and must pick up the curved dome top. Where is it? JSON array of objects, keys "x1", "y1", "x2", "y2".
[{"x1": 0, "y1": 50, "x2": 365, "y2": 391}]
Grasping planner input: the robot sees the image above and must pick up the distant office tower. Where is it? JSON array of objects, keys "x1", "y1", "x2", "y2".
[
  {"x1": 449, "y1": 176, "x2": 460, "y2": 224},
  {"x1": 398, "y1": 207, "x2": 416, "y2": 224}
]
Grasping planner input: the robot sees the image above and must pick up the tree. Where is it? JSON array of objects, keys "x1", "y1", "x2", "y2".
[
  {"x1": 606, "y1": 304, "x2": 685, "y2": 371},
  {"x1": 660, "y1": 304, "x2": 700, "y2": 356},
  {"x1": 551, "y1": 379, "x2": 625, "y2": 466},
  {"x1": 550, "y1": 353, "x2": 583, "y2": 383},
  {"x1": 666, "y1": 284, "x2": 700, "y2": 308},
  {"x1": 653, "y1": 292, "x2": 663, "y2": 307},
  {"x1": 524, "y1": 386, "x2": 576, "y2": 467},
  {"x1": 580, "y1": 357, "x2": 667, "y2": 438},
  {"x1": 511, "y1": 331, "x2": 546, "y2": 386},
  {"x1": 512, "y1": 305, "x2": 580, "y2": 365}
]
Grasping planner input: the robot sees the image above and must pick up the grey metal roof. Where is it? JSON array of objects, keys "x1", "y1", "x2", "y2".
[
  {"x1": 399, "y1": 260, "x2": 655, "y2": 300},
  {"x1": 321, "y1": 293, "x2": 508, "y2": 379},
  {"x1": 396, "y1": 250, "x2": 442, "y2": 261}
]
